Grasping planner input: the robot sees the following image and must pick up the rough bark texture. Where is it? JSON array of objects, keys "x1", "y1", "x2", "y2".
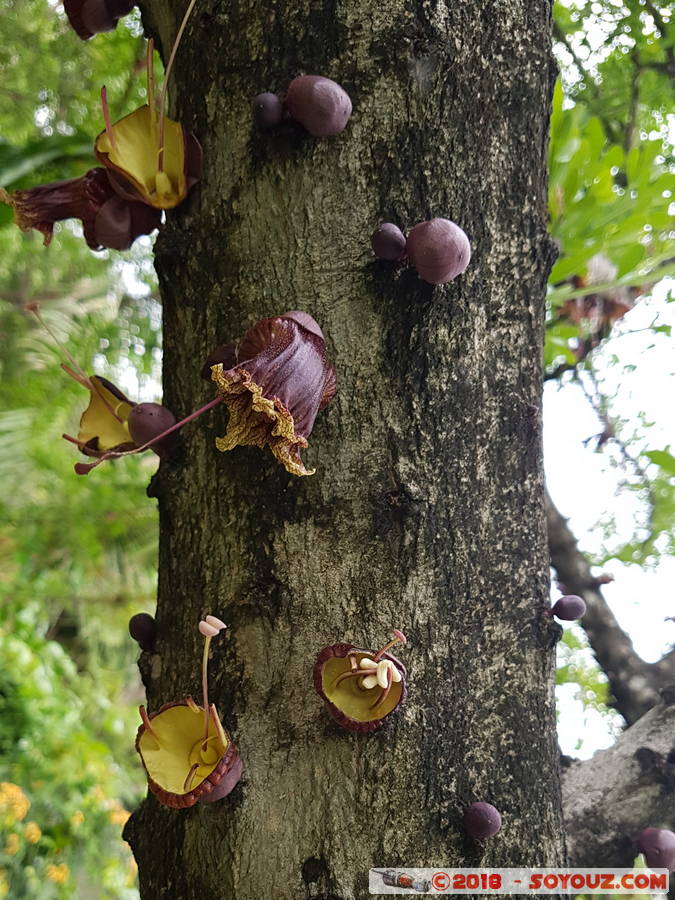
[
  {"x1": 125, "y1": 2, "x2": 564, "y2": 897},
  {"x1": 546, "y1": 489, "x2": 675, "y2": 725},
  {"x1": 562, "y1": 692, "x2": 675, "y2": 877}
]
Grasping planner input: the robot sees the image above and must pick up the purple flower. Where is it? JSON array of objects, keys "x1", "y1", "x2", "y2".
[
  {"x1": 207, "y1": 311, "x2": 336, "y2": 476},
  {"x1": 0, "y1": 167, "x2": 161, "y2": 250}
]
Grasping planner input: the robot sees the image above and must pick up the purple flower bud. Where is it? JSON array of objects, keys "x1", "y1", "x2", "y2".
[
  {"x1": 463, "y1": 802, "x2": 502, "y2": 840},
  {"x1": 551, "y1": 595, "x2": 586, "y2": 621},
  {"x1": 285, "y1": 75, "x2": 352, "y2": 137},
  {"x1": 129, "y1": 613, "x2": 157, "y2": 651},
  {"x1": 371, "y1": 223, "x2": 407, "y2": 261},
  {"x1": 94, "y1": 194, "x2": 162, "y2": 251},
  {"x1": 207, "y1": 312, "x2": 336, "y2": 476},
  {"x1": 406, "y1": 218, "x2": 471, "y2": 284},
  {"x1": 251, "y1": 92, "x2": 284, "y2": 128},
  {"x1": 63, "y1": 0, "x2": 134, "y2": 39},
  {"x1": 127, "y1": 403, "x2": 177, "y2": 449},
  {"x1": 636, "y1": 828, "x2": 675, "y2": 872}
]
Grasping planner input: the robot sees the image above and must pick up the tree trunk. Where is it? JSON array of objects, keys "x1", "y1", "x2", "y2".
[{"x1": 126, "y1": 1, "x2": 563, "y2": 897}]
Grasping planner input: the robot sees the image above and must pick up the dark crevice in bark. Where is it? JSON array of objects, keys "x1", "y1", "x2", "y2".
[{"x1": 545, "y1": 488, "x2": 675, "y2": 725}]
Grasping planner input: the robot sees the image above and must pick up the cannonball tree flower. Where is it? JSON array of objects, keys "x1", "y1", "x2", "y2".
[
  {"x1": 63, "y1": 0, "x2": 136, "y2": 40},
  {"x1": 313, "y1": 630, "x2": 408, "y2": 732},
  {"x1": 135, "y1": 616, "x2": 242, "y2": 808},
  {"x1": 29, "y1": 305, "x2": 181, "y2": 472},
  {"x1": 95, "y1": 36, "x2": 201, "y2": 211},
  {"x1": 0, "y1": 167, "x2": 161, "y2": 250},
  {"x1": 206, "y1": 311, "x2": 337, "y2": 476}
]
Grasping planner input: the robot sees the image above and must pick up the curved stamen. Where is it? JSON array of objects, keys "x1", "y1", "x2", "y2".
[
  {"x1": 101, "y1": 86, "x2": 116, "y2": 148},
  {"x1": 333, "y1": 667, "x2": 377, "y2": 689},
  {"x1": 139, "y1": 705, "x2": 161, "y2": 745},
  {"x1": 147, "y1": 38, "x2": 156, "y2": 131},
  {"x1": 183, "y1": 762, "x2": 199, "y2": 792},
  {"x1": 373, "y1": 628, "x2": 407, "y2": 662},
  {"x1": 370, "y1": 664, "x2": 393, "y2": 710},
  {"x1": 157, "y1": 0, "x2": 199, "y2": 172}
]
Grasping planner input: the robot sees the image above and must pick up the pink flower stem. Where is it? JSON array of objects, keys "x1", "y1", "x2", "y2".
[
  {"x1": 201, "y1": 634, "x2": 212, "y2": 749},
  {"x1": 101, "y1": 86, "x2": 116, "y2": 148},
  {"x1": 157, "y1": 0, "x2": 199, "y2": 171},
  {"x1": 373, "y1": 629, "x2": 407, "y2": 662}
]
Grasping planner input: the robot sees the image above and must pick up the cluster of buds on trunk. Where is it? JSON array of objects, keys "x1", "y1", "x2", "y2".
[{"x1": 371, "y1": 218, "x2": 472, "y2": 285}]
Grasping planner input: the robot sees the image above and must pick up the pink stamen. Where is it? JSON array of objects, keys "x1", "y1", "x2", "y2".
[
  {"x1": 139, "y1": 705, "x2": 160, "y2": 743},
  {"x1": 333, "y1": 666, "x2": 377, "y2": 689},
  {"x1": 157, "y1": 0, "x2": 199, "y2": 172},
  {"x1": 60, "y1": 364, "x2": 91, "y2": 390},
  {"x1": 374, "y1": 629, "x2": 407, "y2": 662},
  {"x1": 186, "y1": 695, "x2": 200, "y2": 712},
  {"x1": 73, "y1": 395, "x2": 224, "y2": 475},
  {"x1": 147, "y1": 38, "x2": 156, "y2": 118},
  {"x1": 209, "y1": 704, "x2": 228, "y2": 747},
  {"x1": 101, "y1": 86, "x2": 116, "y2": 148},
  {"x1": 27, "y1": 306, "x2": 92, "y2": 390},
  {"x1": 30, "y1": 308, "x2": 128, "y2": 430}
]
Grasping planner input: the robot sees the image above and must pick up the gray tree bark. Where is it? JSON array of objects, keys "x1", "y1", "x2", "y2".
[
  {"x1": 125, "y1": 1, "x2": 564, "y2": 897},
  {"x1": 562, "y1": 691, "x2": 675, "y2": 872}
]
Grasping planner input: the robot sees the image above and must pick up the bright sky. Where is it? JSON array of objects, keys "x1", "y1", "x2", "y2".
[{"x1": 546, "y1": 281, "x2": 675, "y2": 757}]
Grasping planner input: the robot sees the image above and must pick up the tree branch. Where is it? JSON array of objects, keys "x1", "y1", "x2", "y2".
[
  {"x1": 562, "y1": 692, "x2": 675, "y2": 869},
  {"x1": 546, "y1": 489, "x2": 675, "y2": 724}
]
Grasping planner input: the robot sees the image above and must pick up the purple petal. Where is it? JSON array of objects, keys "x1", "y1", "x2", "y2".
[{"x1": 211, "y1": 313, "x2": 336, "y2": 476}]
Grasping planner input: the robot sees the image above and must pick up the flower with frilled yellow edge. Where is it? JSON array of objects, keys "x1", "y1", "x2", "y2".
[
  {"x1": 135, "y1": 616, "x2": 242, "y2": 809},
  {"x1": 205, "y1": 311, "x2": 336, "y2": 476}
]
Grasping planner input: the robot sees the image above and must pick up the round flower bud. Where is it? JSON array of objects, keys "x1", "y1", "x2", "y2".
[
  {"x1": 463, "y1": 802, "x2": 502, "y2": 840},
  {"x1": 636, "y1": 827, "x2": 675, "y2": 872},
  {"x1": 371, "y1": 223, "x2": 407, "y2": 261},
  {"x1": 127, "y1": 402, "x2": 176, "y2": 447},
  {"x1": 80, "y1": 0, "x2": 116, "y2": 33},
  {"x1": 551, "y1": 594, "x2": 586, "y2": 621},
  {"x1": 129, "y1": 613, "x2": 157, "y2": 651},
  {"x1": 251, "y1": 92, "x2": 283, "y2": 129},
  {"x1": 285, "y1": 75, "x2": 352, "y2": 137},
  {"x1": 406, "y1": 218, "x2": 471, "y2": 284}
]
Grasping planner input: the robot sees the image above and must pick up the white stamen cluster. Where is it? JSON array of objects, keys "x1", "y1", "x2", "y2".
[{"x1": 358, "y1": 657, "x2": 401, "y2": 690}]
